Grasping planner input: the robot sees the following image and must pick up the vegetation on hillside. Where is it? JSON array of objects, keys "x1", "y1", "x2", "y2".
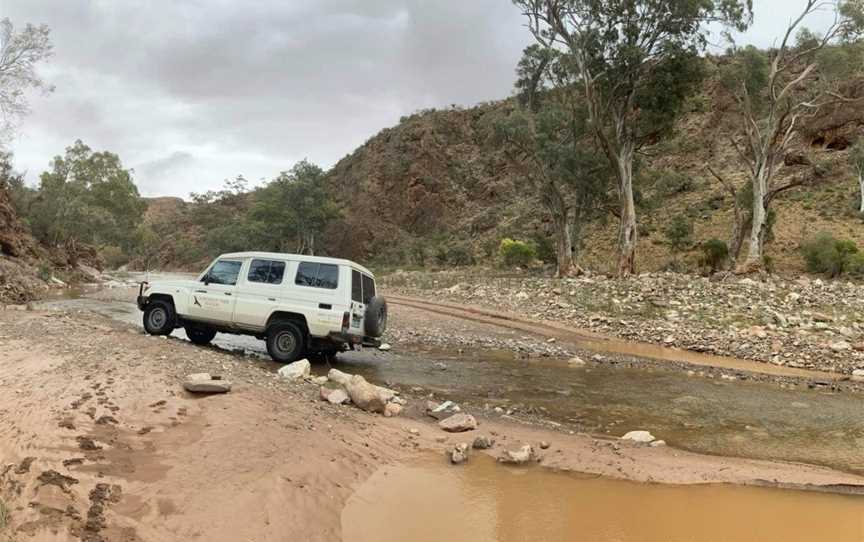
[{"x1": 4, "y1": 3, "x2": 864, "y2": 282}]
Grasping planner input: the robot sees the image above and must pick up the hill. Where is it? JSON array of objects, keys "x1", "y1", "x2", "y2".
[{"x1": 324, "y1": 68, "x2": 864, "y2": 275}]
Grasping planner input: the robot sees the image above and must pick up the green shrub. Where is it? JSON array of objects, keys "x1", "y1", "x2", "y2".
[
  {"x1": 845, "y1": 252, "x2": 864, "y2": 277},
  {"x1": 700, "y1": 238, "x2": 729, "y2": 272},
  {"x1": 801, "y1": 232, "x2": 860, "y2": 277},
  {"x1": 499, "y1": 238, "x2": 536, "y2": 267},
  {"x1": 530, "y1": 233, "x2": 556, "y2": 264},
  {"x1": 99, "y1": 245, "x2": 128, "y2": 270},
  {"x1": 663, "y1": 215, "x2": 693, "y2": 254}
]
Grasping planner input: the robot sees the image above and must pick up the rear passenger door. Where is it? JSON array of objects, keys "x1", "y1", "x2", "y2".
[
  {"x1": 293, "y1": 261, "x2": 341, "y2": 335},
  {"x1": 233, "y1": 258, "x2": 287, "y2": 330}
]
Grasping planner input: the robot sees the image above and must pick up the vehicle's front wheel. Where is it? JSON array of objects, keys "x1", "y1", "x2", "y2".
[
  {"x1": 185, "y1": 325, "x2": 217, "y2": 345},
  {"x1": 266, "y1": 322, "x2": 305, "y2": 363},
  {"x1": 143, "y1": 300, "x2": 176, "y2": 336}
]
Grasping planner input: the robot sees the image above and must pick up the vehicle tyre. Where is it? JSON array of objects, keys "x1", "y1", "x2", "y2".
[
  {"x1": 143, "y1": 299, "x2": 176, "y2": 336},
  {"x1": 364, "y1": 296, "x2": 388, "y2": 337},
  {"x1": 266, "y1": 321, "x2": 306, "y2": 363},
  {"x1": 185, "y1": 325, "x2": 217, "y2": 346}
]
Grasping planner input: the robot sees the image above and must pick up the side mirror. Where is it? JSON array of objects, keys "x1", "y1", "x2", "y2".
[{"x1": 203, "y1": 274, "x2": 211, "y2": 285}]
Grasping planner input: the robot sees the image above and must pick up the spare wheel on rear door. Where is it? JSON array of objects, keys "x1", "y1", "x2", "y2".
[{"x1": 364, "y1": 296, "x2": 388, "y2": 337}]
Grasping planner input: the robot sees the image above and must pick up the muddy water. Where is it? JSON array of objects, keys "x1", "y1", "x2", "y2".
[
  {"x1": 35, "y1": 295, "x2": 864, "y2": 475},
  {"x1": 342, "y1": 455, "x2": 864, "y2": 542}
]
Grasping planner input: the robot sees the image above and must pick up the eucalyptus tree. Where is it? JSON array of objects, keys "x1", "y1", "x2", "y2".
[
  {"x1": 0, "y1": 18, "x2": 52, "y2": 142},
  {"x1": 513, "y1": 0, "x2": 752, "y2": 276},
  {"x1": 719, "y1": 0, "x2": 864, "y2": 272}
]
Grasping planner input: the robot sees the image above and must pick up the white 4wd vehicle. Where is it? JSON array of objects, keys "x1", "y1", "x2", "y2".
[{"x1": 136, "y1": 252, "x2": 387, "y2": 362}]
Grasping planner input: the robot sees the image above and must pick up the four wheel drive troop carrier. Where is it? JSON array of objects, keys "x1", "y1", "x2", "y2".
[{"x1": 136, "y1": 252, "x2": 388, "y2": 363}]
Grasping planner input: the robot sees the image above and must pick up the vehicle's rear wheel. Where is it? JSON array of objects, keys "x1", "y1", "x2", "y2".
[
  {"x1": 185, "y1": 325, "x2": 217, "y2": 345},
  {"x1": 266, "y1": 321, "x2": 305, "y2": 363},
  {"x1": 143, "y1": 300, "x2": 175, "y2": 336}
]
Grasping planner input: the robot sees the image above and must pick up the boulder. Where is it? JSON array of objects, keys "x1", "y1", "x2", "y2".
[
  {"x1": 278, "y1": 359, "x2": 311, "y2": 380},
  {"x1": 472, "y1": 435, "x2": 495, "y2": 449},
  {"x1": 622, "y1": 430, "x2": 656, "y2": 444},
  {"x1": 378, "y1": 343, "x2": 392, "y2": 351},
  {"x1": 438, "y1": 413, "x2": 477, "y2": 433},
  {"x1": 183, "y1": 375, "x2": 231, "y2": 394},
  {"x1": 345, "y1": 375, "x2": 387, "y2": 413},
  {"x1": 497, "y1": 444, "x2": 536, "y2": 465}
]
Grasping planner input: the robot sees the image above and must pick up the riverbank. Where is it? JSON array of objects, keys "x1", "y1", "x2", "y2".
[
  {"x1": 2, "y1": 305, "x2": 864, "y2": 541},
  {"x1": 384, "y1": 269, "x2": 864, "y2": 376}
]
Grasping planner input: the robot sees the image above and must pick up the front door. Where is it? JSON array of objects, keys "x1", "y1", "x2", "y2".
[{"x1": 187, "y1": 259, "x2": 243, "y2": 324}]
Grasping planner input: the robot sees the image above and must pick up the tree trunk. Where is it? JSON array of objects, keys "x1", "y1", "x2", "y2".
[
  {"x1": 615, "y1": 146, "x2": 637, "y2": 277},
  {"x1": 729, "y1": 213, "x2": 750, "y2": 265},
  {"x1": 739, "y1": 167, "x2": 769, "y2": 272},
  {"x1": 859, "y1": 173, "x2": 864, "y2": 214},
  {"x1": 552, "y1": 210, "x2": 578, "y2": 278}
]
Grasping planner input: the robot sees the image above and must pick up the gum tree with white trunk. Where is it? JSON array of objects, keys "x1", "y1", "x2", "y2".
[
  {"x1": 513, "y1": 0, "x2": 752, "y2": 276},
  {"x1": 723, "y1": 0, "x2": 864, "y2": 272}
]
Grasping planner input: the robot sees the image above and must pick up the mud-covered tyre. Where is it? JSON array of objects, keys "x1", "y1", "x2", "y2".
[
  {"x1": 266, "y1": 321, "x2": 306, "y2": 363},
  {"x1": 364, "y1": 296, "x2": 388, "y2": 337},
  {"x1": 143, "y1": 300, "x2": 175, "y2": 336},
  {"x1": 185, "y1": 325, "x2": 217, "y2": 346}
]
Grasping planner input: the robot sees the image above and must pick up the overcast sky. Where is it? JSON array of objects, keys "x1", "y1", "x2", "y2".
[{"x1": 3, "y1": 0, "x2": 841, "y2": 198}]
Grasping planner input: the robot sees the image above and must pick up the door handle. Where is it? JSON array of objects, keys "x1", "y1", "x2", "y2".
[
  {"x1": 319, "y1": 303, "x2": 332, "y2": 310},
  {"x1": 224, "y1": 292, "x2": 232, "y2": 296},
  {"x1": 195, "y1": 289, "x2": 207, "y2": 293},
  {"x1": 268, "y1": 298, "x2": 276, "y2": 302}
]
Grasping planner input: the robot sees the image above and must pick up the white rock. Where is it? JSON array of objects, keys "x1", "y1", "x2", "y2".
[
  {"x1": 621, "y1": 430, "x2": 656, "y2": 443},
  {"x1": 328, "y1": 368, "x2": 352, "y2": 386},
  {"x1": 438, "y1": 413, "x2": 478, "y2": 433},
  {"x1": 450, "y1": 443, "x2": 469, "y2": 465},
  {"x1": 183, "y1": 379, "x2": 232, "y2": 394},
  {"x1": 277, "y1": 359, "x2": 311, "y2": 380},
  {"x1": 497, "y1": 444, "x2": 536, "y2": 464},
  {"x1": 378, "y1": 343, "x2": 392, "y2": 351},
  {"x1": 324, "y1": 388, "x2": 350, "y2": 405},
  {"x1": 830, "y1": 341, "x2": 852, "y2": 352},
  {"x1": 346, "y1": 375, "x2": 387, "y2": 413},
  {"x1": 567, "y1": 356, "x2": 586, "y2": 367},
  {"x1": 650, "y1": 440, "x2": 667, "y2": 447}
]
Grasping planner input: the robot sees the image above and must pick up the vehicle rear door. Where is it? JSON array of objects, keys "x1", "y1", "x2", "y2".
[
  {"x1": 186, "y1": 258, "x2": 243, "y2": 324},
  {"x1": 349, "y1": 269, "x2": 366, "y2": 336}
]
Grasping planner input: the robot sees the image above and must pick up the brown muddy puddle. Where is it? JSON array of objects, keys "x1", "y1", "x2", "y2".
[{"x1": 343, "y1": 455, "x2": 864, "y2": 542}]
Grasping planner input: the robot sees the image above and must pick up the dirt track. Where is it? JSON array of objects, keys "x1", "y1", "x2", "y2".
[{"x1": 3, "y1": 304, "x2": 864, "y2": 541}]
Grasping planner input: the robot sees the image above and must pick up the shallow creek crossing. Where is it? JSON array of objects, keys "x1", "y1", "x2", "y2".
[{"x1": 34, "y1": 275, "x2": 864, "y2": 540}]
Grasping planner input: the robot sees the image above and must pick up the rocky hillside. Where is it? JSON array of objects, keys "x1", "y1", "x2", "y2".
[
  {"x1": 325, "y1": 65, "x2": 864, "y2": 275},
  {"x1": 0, "y1": 186, "x2": 47, "y2": 303}
]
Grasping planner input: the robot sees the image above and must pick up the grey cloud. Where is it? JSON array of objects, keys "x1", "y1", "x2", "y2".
[{"x1": 3, "y1": 0, "x2": 838, "y2": 198}]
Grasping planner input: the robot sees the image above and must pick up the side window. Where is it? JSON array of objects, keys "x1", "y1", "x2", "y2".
[
  {"x1": 362, "y1": 274, "x2": 376, "y2": 304},
  {"x1": 351, "y1": 270, "x2": 362, "y2": 303},
  {"x1": 206, "y1": 260, "x2": 242, "y2": 286},
  {"x1": 248, "y1": 259, "x2": 285, "y2": 285},
  {"x1": 295, "y1": 262, "x2": 339, "y2": 290}
]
